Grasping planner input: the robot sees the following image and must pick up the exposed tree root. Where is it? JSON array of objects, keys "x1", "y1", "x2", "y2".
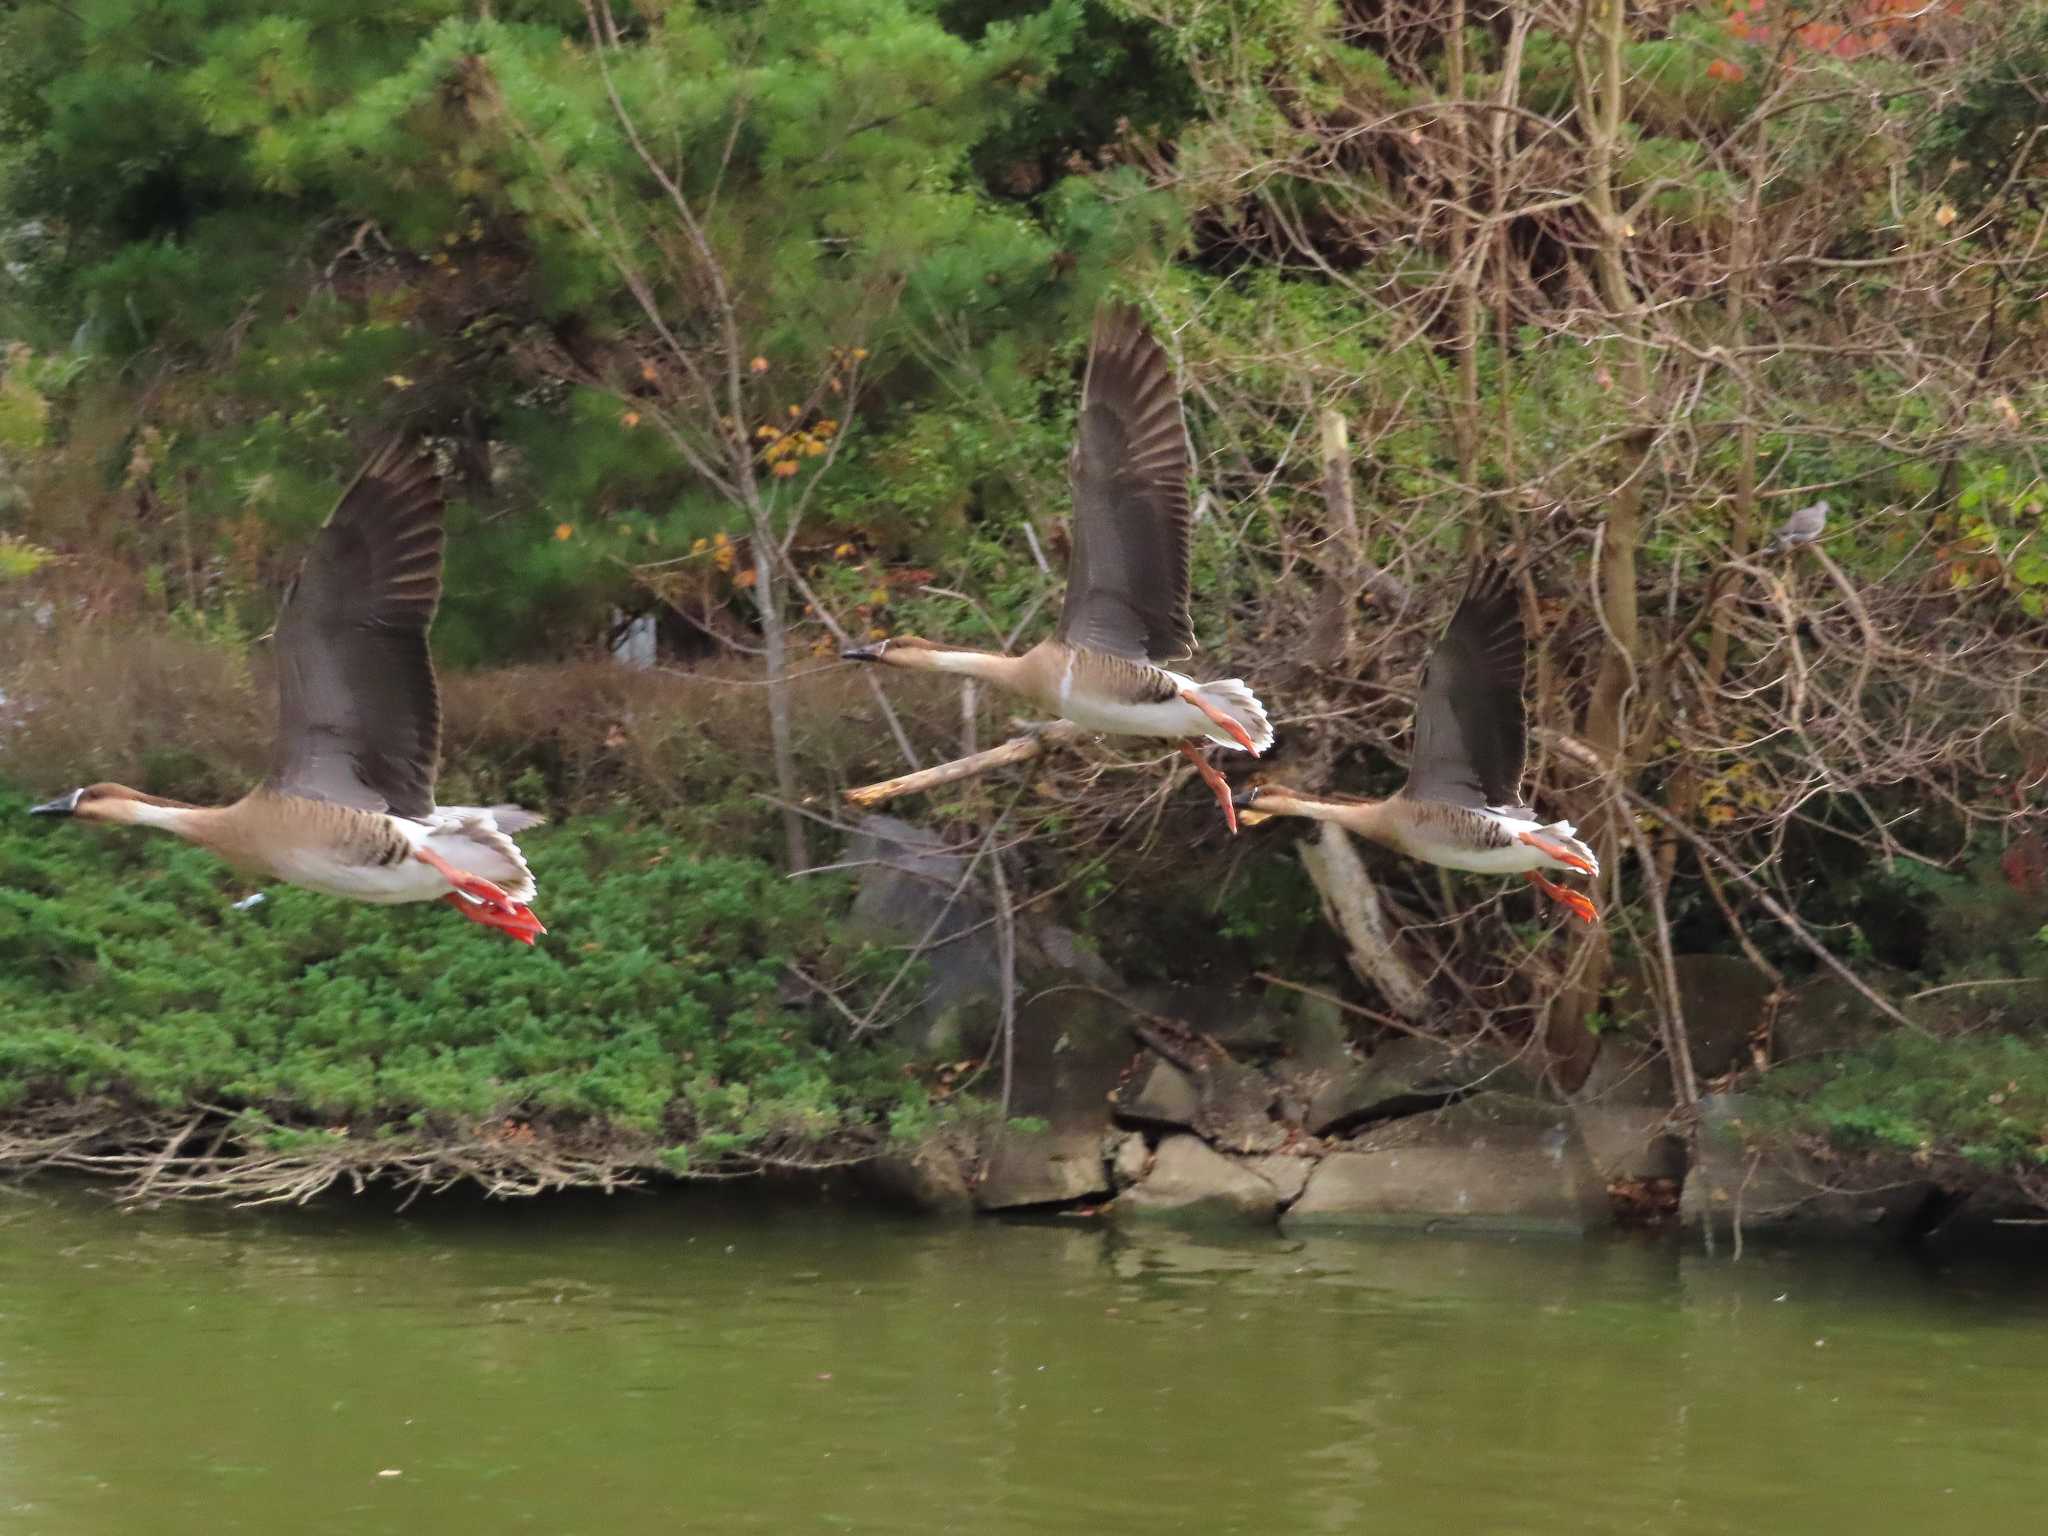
[{"x1": 0, "y1": 1101, "x2": 878, "y2": 1207}]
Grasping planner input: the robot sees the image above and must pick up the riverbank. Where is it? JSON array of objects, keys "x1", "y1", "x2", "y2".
[{"x1": 5, "y1": 788, "x2": 2041, "y2": 1253}]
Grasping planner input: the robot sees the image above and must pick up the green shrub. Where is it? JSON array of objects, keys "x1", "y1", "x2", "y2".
[{"x1": 0, "y1": 784, "x2": 920, "y2": 1165}]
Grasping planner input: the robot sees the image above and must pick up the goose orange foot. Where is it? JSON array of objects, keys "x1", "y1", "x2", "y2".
[
  {"x1": 1516, "y1": 830, "x2": 1597, "y2": 875},
  {"x1": 442, "y1": 891, "x2": 548, "y2": 946},
  {"x1": 1178, "y1": 689, "x2": 1258, "y2": 753},
  {"x1": 1524, "y1": 869, "x2": 1599, "y2": 925},
  {"x1": 415, "y1": 845, "x2": 548, "y2": 945},
  {"x1": 1178, "y1": 741, "x2": 1239, "y2": 835}
]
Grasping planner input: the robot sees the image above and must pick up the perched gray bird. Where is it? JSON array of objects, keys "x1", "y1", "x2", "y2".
[{"x1": 1766, "y1": 499, "x2": 1829, "y2": 554}]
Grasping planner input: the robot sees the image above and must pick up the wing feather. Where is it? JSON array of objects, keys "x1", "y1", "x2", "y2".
[
  {"x1": 1403, "y1": 561, "x2": 1528, "y2": 809},
  {"x1": 265, "y1": 439, "x2": 445, "y2": 816},
  {"x1": 1054, "y1": 304, "x2": 1196, "y2": 664}
]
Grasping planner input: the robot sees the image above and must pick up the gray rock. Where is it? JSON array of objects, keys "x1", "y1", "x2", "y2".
[
  {"x1": 1680, "y1": 1093, "x2": 1934, "y2": 1240},
  {"x1": 973, "y1": 985, "x2": 1133, "y2": 1211},
  {"x1": 1114, "y1": 1050, "x2": 1286, "y2": 1151},
  {"x1": 1246, "y1": 1153, "x2": 1314, "y2": 1205},
  {"x1": 1116, "y1": 1057, "x2": 1200, "y2": 1131},
  {"x1": 1575, "y1": 1105, "x2": 1686, "y2": 1183},
  {"x1": 1571, "y1": 1040, "x2": 1684, "y2": 1183},
  {"x1": 1027, "y1": 924, "x2": 1119, "y2": 990},
  {"x1": 1612, "y1": 955, "x2": 1773, "y2": 1081},
  {"x1": 1305, "y1": 1036, "x2": 1519, "y2": 1139},
  {"x1": 1109, "y1": 1132, "x2": 1151, "y2": 1190},
  {"x1": 1116, "y1": 1135, "x2": 1279, "y2": 1225},
  {"x1": 1191, "y1": 1056, "x2": 1286, "y2": 1153},
  {"x1": 1128, "y1": 984, "x2": 1287, "y2": 1051},
  {"x1": 844, "y1": 816, "x2": 1002, "y2": 1055},
  {"x1": 1771, "y1": 978, "x2": 1887, "y2": 1064},
  {"x1": 976, "y1": 1128, "x2": 1111, "y2": 1211},
  {"x1": 1572, "y1": 1039, "x2": 1674, "y2": 1107},
  {"x1": 1286, "y1": 1098, "x2": 1609, "y2": 1235},
  {"x1": 860, "y1": 1138, "x2": 974, "y2": 1216}
]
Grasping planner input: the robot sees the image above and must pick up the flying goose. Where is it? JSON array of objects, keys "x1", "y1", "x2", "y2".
[
  {"x1": 30, "y1": 439, "x2": 547, "y2": 944},
  {"x1": 842, "y1": 304, "x2": 1272, "y2": 829},
  {"x1": 1233, "y1": 562, "x2": 1599, "y2": 923}
]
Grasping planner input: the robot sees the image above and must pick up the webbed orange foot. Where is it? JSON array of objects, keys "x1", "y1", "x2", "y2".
[
  {"x1": 1178, "y1": 740, "x2": 1239, "y2": 835},
  {"x1": 1524, "y1": 869, "x2": 1599, "y2": 925},
  {"x1": 1517, "y1": 831, "x2": 1597, "y2": 876}
]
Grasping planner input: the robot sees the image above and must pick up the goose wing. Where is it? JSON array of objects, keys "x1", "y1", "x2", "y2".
[
  {"x1": 1054, "y1": 303, "x2": 1196, "y2": 664},
  {"x1": 264, "y1": 438, "x2": 445, "y2": 817},
  {"x1": 1403, "y1": 560, "x2": 1528, "y2": 809}
]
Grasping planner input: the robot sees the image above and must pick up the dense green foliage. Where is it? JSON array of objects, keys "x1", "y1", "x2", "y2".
[
  {"x1": 0, "y1": 784, "x2": 913, "y2": 1167},
  {"x1": 1756, "y1": 1031, "x2": 2048, "y2": 1175}
]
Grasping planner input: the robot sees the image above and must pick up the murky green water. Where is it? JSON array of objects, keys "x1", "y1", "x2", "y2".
[{"x1": 2, "y1": 1187, "x2": 2045, "y2": 1534}]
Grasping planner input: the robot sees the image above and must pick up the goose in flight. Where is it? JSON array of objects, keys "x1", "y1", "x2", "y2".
[
  {"x1": 1233, "y1": 562, "x2": 1599, "y2": 923},
  {"x1": 31, "y1": 439, "x2": 547, "y2": 944},
  {"x1": 842, "y1": 304, "x2": 1271, "y2": 829}
]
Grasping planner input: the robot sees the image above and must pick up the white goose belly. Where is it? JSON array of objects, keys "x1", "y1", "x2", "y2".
[
  {"x1": 1056, "y1": 690, "x2": 1216, "y2": 742},
  {"x1": 1399, "y1": 811, "x2": 1586, "y2": 876},
  {"x1": 255, "y1": 812, "x2": 535, "y2": 905},
  {"x1": 261, "y1": 843, "x2": 451, "y2": 905}
]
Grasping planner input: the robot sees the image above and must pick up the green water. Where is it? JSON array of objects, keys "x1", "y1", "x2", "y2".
[{"x1": 2, "y1": 1188, "x2": 2044, "y2": 1534}]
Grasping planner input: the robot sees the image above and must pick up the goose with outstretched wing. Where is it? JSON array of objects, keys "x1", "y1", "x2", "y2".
[
  {"x1": 1233, "y1": 562, "x2": 1599, "y2": 923},
  {"x1": 844, "y1": 304, "x2": 1272, "y2": 829},
  {"x1": 31, "y1": 439, "x2": 547, "y2": 944}
]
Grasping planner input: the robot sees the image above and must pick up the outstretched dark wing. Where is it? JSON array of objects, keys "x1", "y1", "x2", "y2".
[
  {"x1": 264, "y1": 439, "x2": 445, "y2": 816},
  {"x1": 1403, "y1": 561, "x2": 1528, "y2": 809},
  {"x1": 1054, "y1": 303, "x2": 1196, "y2": 664}
]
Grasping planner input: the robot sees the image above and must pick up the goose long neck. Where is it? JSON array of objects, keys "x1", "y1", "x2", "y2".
[
  {"x1": 914, "y1": 647, "x2": 1031, "y2": 688},
  {"x1": 1254, "y1": 788, "x2": 1392, "y2": 833},
  {"x1": 119, "y1": 797, "x2": 219, "y2": 840}
]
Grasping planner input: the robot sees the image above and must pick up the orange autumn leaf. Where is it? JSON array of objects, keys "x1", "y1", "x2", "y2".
[
  {"x1": 750, "y1": 356, "x2": 769, "y2": 374},
  {"x1": 734, "y1": 567, "x2": 758, "y2": 589},
  {"x1": 771, "y1": 459, "x2": 800, "y2": 478},
  {"x1": 554, "y1": 523, "x2": 574, "y2": 541},
  {"x1": 621, "y1": 410, "x2": 641, "y2": 428}
]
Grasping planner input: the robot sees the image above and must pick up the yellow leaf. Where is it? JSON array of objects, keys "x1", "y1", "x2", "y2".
[
  {"x1": 772, "y1": 459, "x2": 800, "y2": 478},
  {"x1": 385, "y1": 373, "x2": 413, "y2": 390},
  {"x1": 1935, "y1": 203, "x2": 1957, "y2": 227},
  {"x1": 833, "y1": 542, "x2": 856, "y2": 559},
  {"x1": 734, "y1": 567, "x2": 758, "y2": 589},
  {"x1": 554, "y1": 523, "x2": 574, "y2": 541}
]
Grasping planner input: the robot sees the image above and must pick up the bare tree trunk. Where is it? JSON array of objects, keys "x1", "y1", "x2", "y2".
[
  {"x1": 747, "y1": 503, "x2": 808, "y2": 869},
  {"x1": 1447, "y1": 0, "x2": 1481, "y2": 503},
  {"x1": 1546, "y1": 0, "x2": 1652, "y2": 1089}
]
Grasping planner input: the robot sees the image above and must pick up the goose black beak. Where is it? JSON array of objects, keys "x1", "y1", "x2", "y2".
[
  {"x1": 840, "y1": 644, "x2": 885, "y2": 663},
  {"x1": 30, "y1": 788, "x2": 83, "y2": 817},
  {"x1": 1229, "y1": 784, "x2": 1264, "y2": 812}
]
